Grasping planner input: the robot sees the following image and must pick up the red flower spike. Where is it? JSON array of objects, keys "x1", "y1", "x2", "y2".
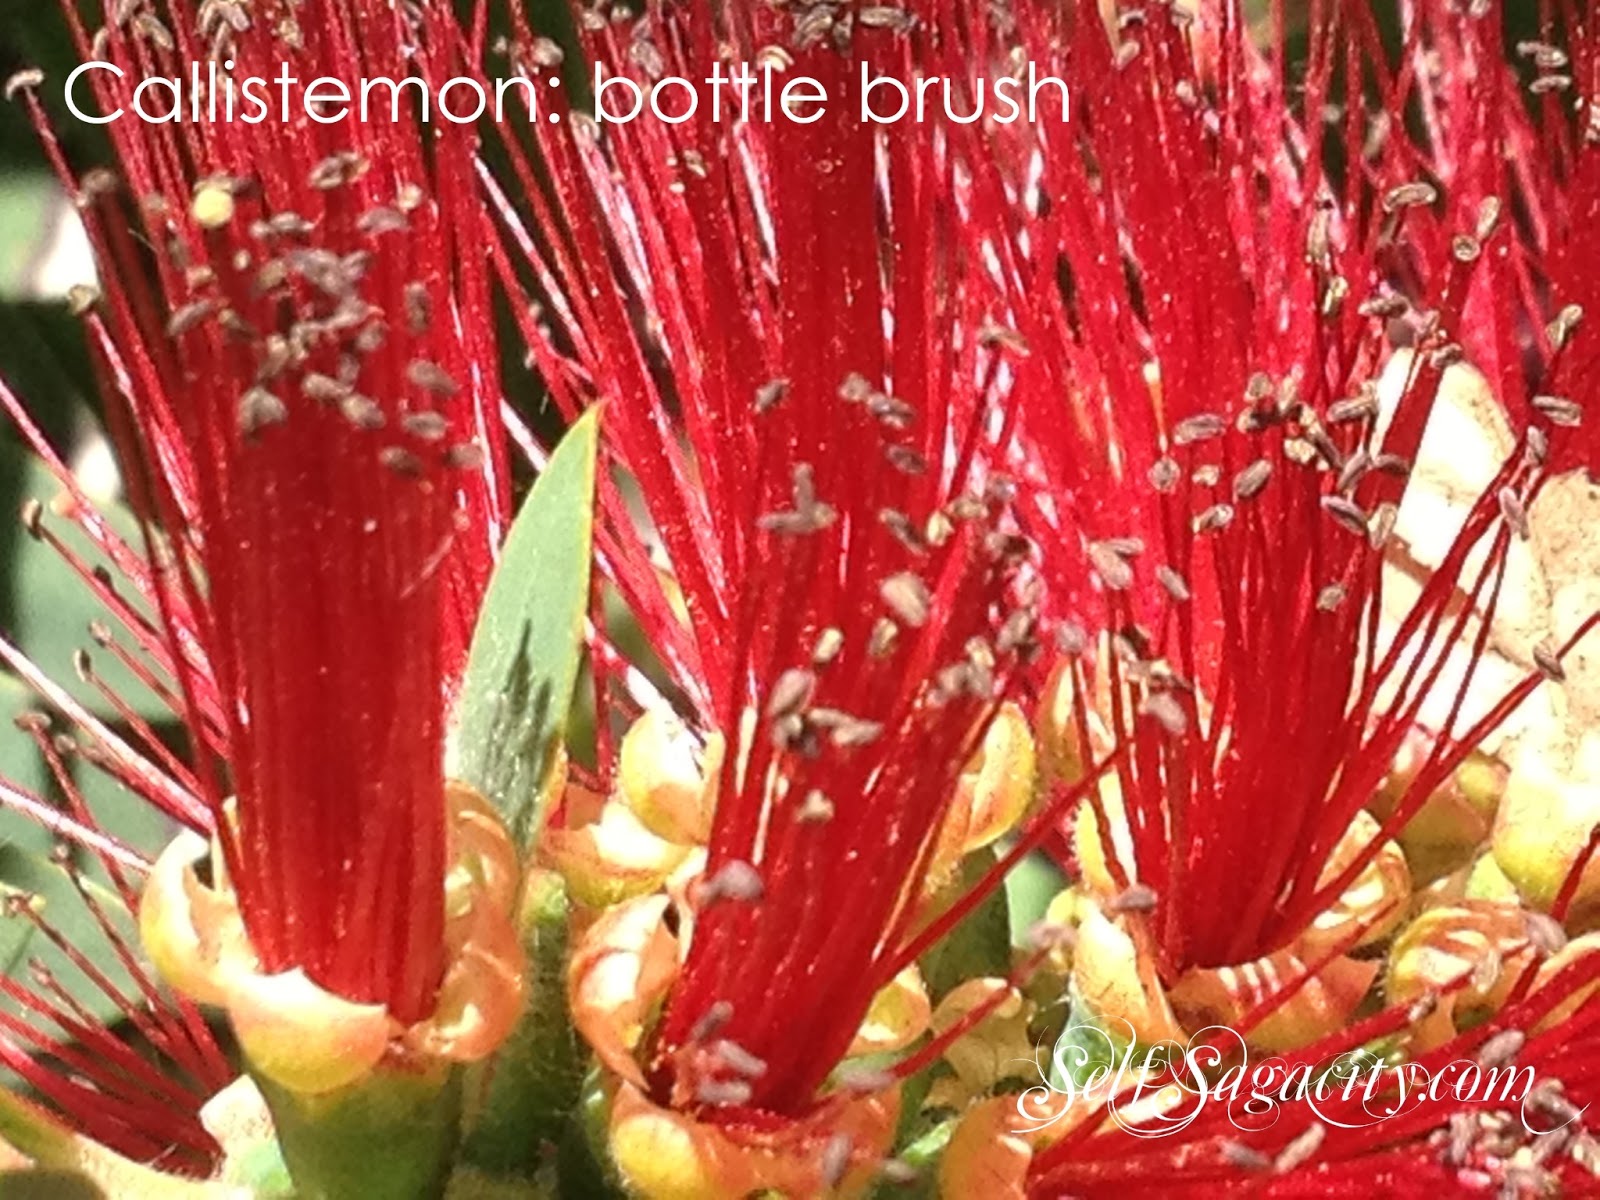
[
  {"x1": 487, "y1": 3, "x2": 1040, "y2": 1119},
  {"x1": 958, "y1": 0, "x2": 1598, "y2": 979},
  {"x1": 10, "y1": 0, "x2": 509, "y2": 1025}
]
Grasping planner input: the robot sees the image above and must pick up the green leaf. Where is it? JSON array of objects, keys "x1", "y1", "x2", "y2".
[
  {"x1": 450, "y1": 410, "x2": 598, "y2": 850},
  {"x1": 919, "y1": 850, "x2": 1013, "y2": 999},
  {"x1": 1004, "y1": 851, "x2": 1068, "y2": 949},
  {"x1": 1, "y1": 444, "x2": 167, "y2": 721}
]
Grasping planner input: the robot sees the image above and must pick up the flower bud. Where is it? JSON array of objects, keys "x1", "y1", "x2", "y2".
[
  {"x1": 1492, "y1": 759, "x2": 1600, "y2": 924},
  {"x1": 546, "y1": 790, "x2": 693, "y2": 908},
  {"x1": 618, "y1": 708, "x2": 721, "y2": 845}
]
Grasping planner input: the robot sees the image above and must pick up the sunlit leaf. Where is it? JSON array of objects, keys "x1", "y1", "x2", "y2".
[{"x1": 450, "y1": 410, "x2": 598, "y2": 850}]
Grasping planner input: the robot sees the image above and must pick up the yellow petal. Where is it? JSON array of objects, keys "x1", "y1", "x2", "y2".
[
  {"x1": 618, "y1": 708, "x2": 720, "y2": 845},
  {"x1": 849, "y1": 964, "x2": 931, "y2": 1056},
  {"x1": 1070, "y1": 905, "x2": 1184, "y2": 1045},
  {"x1": 568, "y1": 896, "x2": 679, "y2": 1087},
  {"x1": 547, "y1": 801, "x2": 692, "y2": 908},
  {"x1": 225, "y1": 968, "x2": 392, "y2": 1096},
  {"x1": 1493, "y1": 759, "x2": 1600, "y2": 919}
]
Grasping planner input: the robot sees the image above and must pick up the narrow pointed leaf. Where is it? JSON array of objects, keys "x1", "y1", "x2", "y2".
[{"x1": 450, "y1": 411, "x2": 598, "y2": 848}]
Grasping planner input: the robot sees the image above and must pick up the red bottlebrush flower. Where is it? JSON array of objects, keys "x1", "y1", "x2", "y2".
[
  {"x1": 952, "y1": 0, "x2": 1600, "y2": 989},
  {"x1": 488, "y1": 0, "x2": 1043, "y2": 1137},
  {"x1": 7, "y1": 0, "x2": 508, "y2": 1026}
]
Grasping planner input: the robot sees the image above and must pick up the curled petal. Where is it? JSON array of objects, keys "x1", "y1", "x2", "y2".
[
  {"x1": 608, "y1": 1079, "x2": 898, "y2": 1199},
  {"x1": 227, "y1": 969, "x2": 392, "y2": 1097},
  {"x1": 1383, "y1": 901, "x2": 1537, "y2": 1050},
  {"x1": 569, "y1": 895, "x2": 680, "y2": 1087},
  {"x1": 1169, "y1": 951, "x2": 1378, "y2": 1054},
  {"x1": 848, "y1": 965, "x2": 931, "y2": 1057},
  {"x1": 1303, "y1": 810, "x2": 1410, "y2": 955}
]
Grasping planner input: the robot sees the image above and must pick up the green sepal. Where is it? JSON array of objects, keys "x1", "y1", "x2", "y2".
[
  {"x1": 254, "y1": 1062, "x2": 462, "y2": 1200},
  {"x1": 450, "y1": 411, "x2": 599, "y2": 852},
  {"x1": 459, "y1": 871, "x2": 583, "y2": 1177}
]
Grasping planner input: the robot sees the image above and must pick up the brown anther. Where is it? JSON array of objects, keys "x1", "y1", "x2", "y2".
[
  {"x1": 1193, "y1": 503, "x2": 1235, "y2": 534},
  {"x1": 695, "y1": 1079, "x2": 752, "y2": 1107},
  {"x1": 1533, "y1": 641, "x2": 1567, "y2": 682},
  {"x1": 1233, "y1": 459, "x2": 1273, "y2": 500},
  {"x1": 867, "y1": 394, "x2": 915, "y2": 431},
  {"x1": 1274, "y1": 1125, "x2": 1325, "y2": 1174},
  {"x1": 65, "y1": 284, "x2": 100, "y2": 316},
  {"x1": 1111, "y1": 882, "x2": 1159, "y2": 913},
  {"x1": 379, "y1": 446, "x2": 424, "y2": 478},
  {"x1": 445, "y1": 443, "x2": 486, "y2": 471},
  {"x1": 1533, "y1": 394, "x2": 1583, "y2": 427},
  {"x1": 1451, "y1": 235, "x2": 1482, "y2": 263},
  {"x1": 1367, "y1": 502, "x2": 1398, "y2": 549},
  {"x1": 820, "y1": 1134, "x2": 855, "y2": 1189},
  {"x1": 711, "y1": 1040, "x2": 768, "y2": 1080},
  {"x1": 880, "y1": 572, "x2": 931, "y2": 628},
  {"x1": 356, "y1": 206, "x2": 409, "y2": 237},
  {"x1": 797, "y1": 790, "x2": 835, "y2": 823},
  {"x1": 1316, "y1": 583, "x2": 1347, "y2": 612},
  {"x1": 340, "y1": 394, "x2": 385, "y2": 431},
  {"x1": 1220, "y1": 1141, "x2": 1271, "y2": 1172},
  {"x1": 812, "y1": 628, "x2": 844, "y2": 666},
  {"x1": 1087, "y1": 541, "x2": 1135, "y2": 591},
  {"x1": 1148, "y1": 457, "x2": 1181, "y2": 493},
  {"x1": 402, "y1": 412, "x2": 449, "y2": 442},
  {"x1": 1548, "y1": 305, "x2": 1584, "y2": 350},
  {"x1": 1139, "y1": 692, "x2": 1187, "y2": 736},
  {"x1": 766, "y1": 668, "x2": 816, "y2": 720},
  {"x1": 166, "y1": 299, "x2": 218, "y2": 337},
  {"x1": 868, "y1": 617, "x2": 900, "y2": 659},
  {"x1": 1476, "y1": 1029, "x2": 1525, "y2": 1071},
  {"x1": 1382, "y1": 181, "x2": 1438, "y2": 212},
  {"x1": 1321, "y1": 495, "x2": 1369, "y2": 537},
  {"x1": 754, "y1": 378, "x2": 789, "y2": 414},
  {"x1": 19, "y1": 499, "x2": 44, "y2": 539},
  {"x1": 406, "y1": 360, "x2": 460, "y2": 398},
  {"x1": 1498, "y1": 487, "x2": 1531, "y2": 540},
  {"x1": 301, "y1": 373, "x2": 350, "y2": 404},
  {"x1": 1427, "y1": 343, "x2": 1465, "y2": 370},
  {"x1": 700, "y1": 859, "x2": 764, "y2": 907},
  {"x1": 1171, "y1": 413, "x2": 1226, "y2": 446},
  {"x1": 308, "y1": 151, "x2": 370, "y2": 190},
  {"x1": 838, "y1": 372, "x2": 873, "y2": 403},
  {"x1": 238, "y1": 387, "x2": 288, "y2": 439},
  {"x1": 1358, "y1": 293, "x2": 1410, "y2": 320},
  {"x1": 886, "y1": 444, "x2": 928, "y2": 476},
  {"x1": 1336, "y1": 449, "x2": 1371, "y2": 494},
  {"x1": 3, "y1": 69, "x2": 44, "y2": 100},
  {"x1": 1154, "y1": 565, "x2": 1190, "y2": 602},
  {"x1": 879, "y1": 508, "x2": 924, "y2": 554},
  {"x1": 1523, "y1": 911, "x2": 1568, "y2": 956},
  {"x1": 689, "y1": 1000, "x2": 735, "y2": 1043}
]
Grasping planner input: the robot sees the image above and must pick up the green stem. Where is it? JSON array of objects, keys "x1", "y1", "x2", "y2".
[{"x1": 255, "y1": 1062, "x2": 462, "y2": 1200}]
